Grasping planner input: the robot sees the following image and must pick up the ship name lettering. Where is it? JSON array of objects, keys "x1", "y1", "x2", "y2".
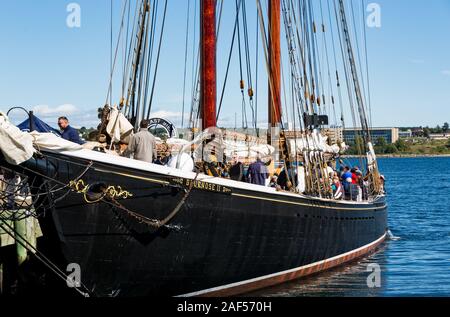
[{"x1": 173, "y1": 178, "x2": 231, "y2": 195}]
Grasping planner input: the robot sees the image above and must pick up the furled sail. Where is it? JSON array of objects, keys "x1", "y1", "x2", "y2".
[{"x1": 0, "y1": 112, "x2": 35, "y2": 165}]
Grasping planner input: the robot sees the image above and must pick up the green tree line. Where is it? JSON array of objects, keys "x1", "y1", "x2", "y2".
[{"x1": 347, "y1": 136, "x2": 450, "y2": 155}]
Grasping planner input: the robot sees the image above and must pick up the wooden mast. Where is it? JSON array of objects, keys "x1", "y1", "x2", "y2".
[
  {"x1": 268, "y1": 0, "x2": 281, "y2": 131},
  {"x1": 200, "y1": 0, "x2": 217, "y2": 129}
]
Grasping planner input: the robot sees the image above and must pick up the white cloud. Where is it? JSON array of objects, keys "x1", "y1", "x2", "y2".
[
  {"x1": 151, "y1": 110, "x2": 186, "y2": 120},
  {"x1": 441, "y1": 70, "x2": 450, "y2": 76},
  {"x1": 28, "y1": 104, "x2": 100, "y2": 128},
  {"x1": 32, "y1": 104, "x2": 79, "y2": 116},
  {"x1": 151, "y1": 110, "x2": 181, "y2": 118}
]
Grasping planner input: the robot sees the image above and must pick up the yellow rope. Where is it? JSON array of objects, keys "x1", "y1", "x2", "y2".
[{"x1": 69, "y1": 180, "x2": 133, "y2": 204}]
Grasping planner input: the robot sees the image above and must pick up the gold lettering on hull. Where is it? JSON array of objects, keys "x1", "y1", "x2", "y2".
[{"x1": 170, "y1": 178, "x2": 232, "y2": 195}]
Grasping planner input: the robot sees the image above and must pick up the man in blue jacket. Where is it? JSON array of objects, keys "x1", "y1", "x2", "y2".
[
  {"x1": 247, "y1": 157, "x2": 269, "y2": 186},
  {"x1": 58, "y1": 116, "x2": 84, "y2": 145}
]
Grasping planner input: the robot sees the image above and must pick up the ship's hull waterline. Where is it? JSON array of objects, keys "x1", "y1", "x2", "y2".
[{"x1": 16, "y1": 150, "x2": 387, "y2": 297}]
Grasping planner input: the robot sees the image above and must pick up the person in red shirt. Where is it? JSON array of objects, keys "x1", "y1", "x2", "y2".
[{"x1": 351, "y1": 168, "x2": 358, "y2": 184}]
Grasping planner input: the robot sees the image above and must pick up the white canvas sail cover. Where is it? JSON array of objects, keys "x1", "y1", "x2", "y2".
[
  {"x1": 29, "y1": 131, "x2": 83, "y2": 152},
  {"x1": 367, "y1": 142, "x2": 377, "y2": 172},
  {"x1": 106, "y1": 106, "x2": 134, "y2": 143},
  {"x1": 0, "y1": 112, "x2": 35, "y2": 165},
  {"x1": 176, "y1": 127, "x2": 275, "y2": 164},
  {"x1": 222, "y1": 140, "x2": 274, "y2": 161},
  {"x1": 0, "y1": 112, "x2": 85, "y2": 166},
  {"x1": 288, "y1": 129, "x2": 344, "y2": 155}
]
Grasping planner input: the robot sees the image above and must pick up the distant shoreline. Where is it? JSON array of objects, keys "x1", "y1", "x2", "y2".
[{"x1": 343, "y1": 154, "x2": 450, "y2": 159}]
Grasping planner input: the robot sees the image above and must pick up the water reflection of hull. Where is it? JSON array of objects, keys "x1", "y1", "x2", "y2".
[{"x1": 15, "y1": 150, "x2": 387, "y2": 296}]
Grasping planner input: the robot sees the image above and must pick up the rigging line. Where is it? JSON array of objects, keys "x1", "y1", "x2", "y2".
[
  {"x1": 362, "y1": 0, "x2": 373, "y2": 128},
  {"x1": 241, "y1": 0, "x2": 257, "y2": 131},
  {"x1": 304, "y1": 1, "x2": 318, "y2": 114},
  {"x1": 282, "y1": 1, "x2": 316, "y2": 155},
  {"x1": 135, "y1": 1, "x2": 153, "y2": 127},
  {"x1": 308, "y1": 0, "x2": 322, "y2": 114},
  {"x1": 301, "y1": 0, "x2": 315, "y2": 116},
  {"x1": 291, "y1": 0, "x2": 312, "y2": 120},
  {"x1": 188, "y1": 1, "x2": 199, "y2": 129},
  {"x1": 122, "y1": 0, "x2": 132, "y2": 98},
  {"x1": 125, "y1": 0, "x2": 151, "y2": 118},
  {"x1": 122, "y1": 0, "x2": 141, "y2": 103},
  {"x1": 310, "y1": 0, "x2": 326, "y2": 115},
  {"x1": 334, "y1": 0, "x2": 366, "y2": 167},
  {"x1": 216, "y1": 0, "x2": 243, "y2": 122},
  {"x1": 257, "y1": 0, "x2": 294, "y2": 182},
  {"x1": 326, "y1": 0, "x2": 345, "y2": 128},
  {"x1": 104, "y1": 0, "x2": 131, "y2": 107},
  {"x1": 242, "y1": 1, "x2": 253, "y2": 89},
  {"x1": 237, "y1": 0, "x2": 248, "y2": 129},
  {"x1": 141, "y1": 0, "x2": 159, "y2": 123},
  {"x1": 216, "y1": 0, "x2": 224, "y2": 41},
  {"x1": 146, "y1": 0, "x2": 168, "y2": 120},
  {"x1": 236, "y1": 0, "x2": 244, "y2": 88},
  {"x1": 190, "y1": 0, "x2": 198, "y2": 103},
  {"x1": 189, "y1": 58, "x2": 200, "y2": 130},
  {"x1": 110, "y1": 0, "x2": 113, "y2": 106},
  {"x1": 319, "y1": 0, "x2": 338, "y2": 126},
  {"x1": 287, "y1": 0, "x2": 310, "y2": 118},
  {"x1": 188, "y1": 41, "x2": 201, "y2": 127},
  {"x1": 284, "y1": 0, "x2": 303, "y2": 115},
  {"x1": 181, "y1": 0, "x2": 191, "y2": 129},
  {"x1": 350, "y1": 0, "x2": 369, "y2": 126},
  {"x1": 291, "y1": 75, "x2": 300, "y2": 168},
  {"x1": 303, "y1": 0, "x2": 314, "y2": 112},
  {"x1": 333, "y1": 0, "x2": 359, "y2": 131},
  {"x1": 189, "y1": 47, "x2": 201, "y2": 131},
  {"x1": 255, "y1": 11, "x2": 259, "y2": 136},
  {"x1": 0, "y1": 219, "x2": 91, "y2": 297},
  {"x1": 337, "y1": 0, "x2": 371, "y2": 142}
]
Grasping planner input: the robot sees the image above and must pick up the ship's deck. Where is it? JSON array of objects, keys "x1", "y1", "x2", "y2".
[{"x1": 44, "y1": 148, "x2": 385, "y2": 207}]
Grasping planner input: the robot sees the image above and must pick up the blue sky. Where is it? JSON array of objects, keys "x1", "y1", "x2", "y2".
[{"x1": 1, "y1": 0, "x2": 450, "y2": 129}]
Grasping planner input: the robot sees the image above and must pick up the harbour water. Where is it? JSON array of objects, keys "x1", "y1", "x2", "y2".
[{"x1": 249, "y1": 157, "x2": 450, "y2": 297}]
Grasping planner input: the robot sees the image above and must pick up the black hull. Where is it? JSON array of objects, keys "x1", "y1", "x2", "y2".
[{"x1": 16, "y1": 151, "x2": 387, "y2": 296}]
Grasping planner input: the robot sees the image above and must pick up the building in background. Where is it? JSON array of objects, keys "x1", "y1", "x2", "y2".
[
  {"x1": 399, "y1": 129, "x2": 412, "y2": 138},
  {"x1": 411, "y1": 128, "x2": 424, "y2": 137},
  {"x1": 344, "y1": 127, "x2": 399, "y2": 144},
  {"x1": 322, "y1": 127, "x2": 344, "y2": 144},
  {"x1": 429, "y1": 133, "x2": 450, "y2": 140}
]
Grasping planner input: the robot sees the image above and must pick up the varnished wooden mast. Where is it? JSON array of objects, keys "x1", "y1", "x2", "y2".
[
  {"x1": 201, "y1": 0, "x2": 217, "y2": 129},
  {"x1": 268, "y1": 0, "x2": 281, "y2": 129}
]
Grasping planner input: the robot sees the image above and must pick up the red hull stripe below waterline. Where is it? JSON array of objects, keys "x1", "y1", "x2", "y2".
[{"x1": 177, "y1": 232, "x2": 387, "y2": 297}]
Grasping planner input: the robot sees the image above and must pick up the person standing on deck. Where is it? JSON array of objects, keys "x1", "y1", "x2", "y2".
[
  {"x1": 341, "y1": 166, "x2": 353, "y2": 200},
  {"x1": 58, "y1": 116, "x2": 85, "y2": 145},
  {"x1": 229, "y1": 156, "x2": 244, "y2": 182},
  {"x1": 123, "y1": 119, "x2": 157, "y2": 163},
  {"x1": 247, "y1": 157, "x2": 269, "y2": 186}
]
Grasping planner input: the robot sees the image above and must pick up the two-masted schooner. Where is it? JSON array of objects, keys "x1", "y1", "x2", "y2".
[{"x1": 0, "y1": 0, "x2": 387, "y2": 296}]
